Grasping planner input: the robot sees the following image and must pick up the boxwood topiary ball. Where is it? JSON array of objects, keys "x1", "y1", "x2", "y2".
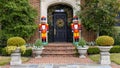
[
  {"x1": 7, "y1": 37, "x2": 26, "y2": 46},
  {"x1": 96, "y1": 36, "x2": 114, "y2": 46}
]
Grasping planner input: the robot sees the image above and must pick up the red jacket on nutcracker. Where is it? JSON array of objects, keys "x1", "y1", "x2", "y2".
[
  {"x1": 39, "y1": 16, "x2": 49, "y2": 42},
  {"x1": 71, "y1": 16, "x2": 81, "y2": 42}
]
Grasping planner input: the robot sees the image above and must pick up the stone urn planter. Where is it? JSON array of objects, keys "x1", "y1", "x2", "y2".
[
  {"x1": 77, "y1": 38, "x2": 88, "y2": 58},
  {"x1": 32, "y1": 47, "x2": 44, "y2": 58},
  {"x1": 96, "y1": 36, "x2": 114, "y2": 65},
  {"x1": 10, "y1": 47, "x2": 22, "y2": 65},
  {"x1": 98, "y1": 46, "x2": 113, "y2": 64},
  {"x1": 33, "y1": 39, "x2": 44, "y2": 58},
  {"x1": 77, "y1": 46, "x2": 89, "y2": 58}
]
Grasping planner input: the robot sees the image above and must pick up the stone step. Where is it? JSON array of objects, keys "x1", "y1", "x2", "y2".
[
  {"x1": 41, "y1": 54, "x2": 76, "y2": 57},
  {"x1": 47, "y1": 43, "x2": 74, "y2": 47},
  {"x1": 42, "y1": 43, "x2": 76, "y2": 57},
  {"x1": 43, "y1": 46, "x2": 75, "y2": 50},
  {"x1": 42, "y1": 50, "x2": 76, "y2": 54},
  {"x1": 43, "y1": 49, "x2": 75, "y2": 52},
  {"x1": 10, "y1": 64, "x2": 112, "y2": 68}
]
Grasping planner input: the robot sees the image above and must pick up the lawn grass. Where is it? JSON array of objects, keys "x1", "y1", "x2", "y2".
[
  {"x1": 89, "y1": 53, "x2": 120, "y2": 65},
  {"x1": 0, "y1": 56, "x2": 30, "y2": 66},
  {"x1": 0, "y1": 56, "x2": 10, "y2": 66}
]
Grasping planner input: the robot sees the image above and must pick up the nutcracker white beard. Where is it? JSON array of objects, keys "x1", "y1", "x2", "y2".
[
  {"x1": 42, "y1": 25, "x2": 45, "y2": 30},
  {"x1": 74, "y1": 25, "x2": 78, "y2": 29}
]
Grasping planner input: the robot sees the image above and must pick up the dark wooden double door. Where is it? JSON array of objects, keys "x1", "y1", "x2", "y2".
[{"x1": 53, "y1": 12, "x2": 67, "y2": 42}]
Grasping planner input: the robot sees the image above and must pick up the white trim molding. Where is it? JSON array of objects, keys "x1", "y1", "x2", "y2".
[{"x1": 40, "y1": 0, "x2": 81, "y2": 23}]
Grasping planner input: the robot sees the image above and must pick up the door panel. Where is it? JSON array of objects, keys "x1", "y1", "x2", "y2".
[{"x1": 53, "y1": 12, "x2": 67, "y2": 42}]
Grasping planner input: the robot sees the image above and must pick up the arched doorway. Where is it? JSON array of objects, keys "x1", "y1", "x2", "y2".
[{"x1": 47, "y1": 4, "x2": 73, "y2": 42}]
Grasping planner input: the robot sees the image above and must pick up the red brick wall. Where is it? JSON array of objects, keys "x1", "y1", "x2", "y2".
[
  {"x1": 28, "y1": 0, "x2": 40, "y2": 43},
  {"x1": 81, "y1": 25, "x2": 97, "y2": 42}
]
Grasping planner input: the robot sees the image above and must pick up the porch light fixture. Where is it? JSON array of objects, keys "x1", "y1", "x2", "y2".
[{"x1": 55, "y1": 9, "x2": 64, "y2": 12}]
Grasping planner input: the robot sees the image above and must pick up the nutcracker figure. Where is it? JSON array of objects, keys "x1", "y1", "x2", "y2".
[
  {"x1": 71, "y1": 16, "x2": 81, "y2": 44},
  {"x1": 39, "y1": 16, "x2": 49, "y2": 44}
]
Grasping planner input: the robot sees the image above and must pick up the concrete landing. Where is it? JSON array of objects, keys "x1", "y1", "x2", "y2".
[{"x1": 10, "y1": 64, "x2": 111, "y2": 68}]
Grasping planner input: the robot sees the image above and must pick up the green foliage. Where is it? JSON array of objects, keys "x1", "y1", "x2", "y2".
[
  {"x1": 0, "y1": 47, "x2": 2, "y2": 55},
  {"x1": 96, "y1": 36, "x2": 114, "y2": 46},
  {"x1": 88, "y1": 46, "x2": 120, "y2": 55},
  {"x1": 87, "y1": 47, "x2": 100, "y2": 55},
  {"x1": 6, "y1": 37, "x2": 26, "y2": 54},
  {"x1": 78, "y1": 0, "x2": 120, "y2": 36},
  {"x1": 110, "y1": 46, "x2": 120, "y2": 53},
  {"x1": 113, "y1": 27, "x2": 120, "y2": 45},
  {"x1": 7, "y1": 37, "x2": 26, "y2": 46},
  {"x1": 20, "y1": 45, "x2": 26, "y2": 54},
  {"x1": 78, "y1": 38, "x2": 86, "y2": 47},
  {"x1": 114, "y1": 34, "x2": 120, "y2": 45},
  {"x1": 6, "y1": 46, "x2": 17, "y2": 54},
  {"x1": 34, "y1": 39, "x2": 43, "y2": 48},
  {"x1": 21, "y1": 48, "x2": 32, "y2": 57},
  {"x1": 1, "y1": 48, "x2": 9, "y2": 56},
  {"x1": 0, "y1": 0, "x2": 37, "y2": 46},
  {"x1": 0, "y1": 31, "x2": 8, "y2": 47}
]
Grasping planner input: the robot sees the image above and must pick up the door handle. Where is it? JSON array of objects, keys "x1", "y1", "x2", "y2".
[{"x1": 54, "y1": 28, "x2": 56, "y2": 35}]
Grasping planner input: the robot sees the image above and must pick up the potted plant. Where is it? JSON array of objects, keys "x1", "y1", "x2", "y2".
[
  {"x1": 5, "y1": 37, "x2": 26, "y2": 65},
  {"x1": 32, "y1": 39, "x2": 44, "y2": 58},
  {"x1": 96, "y1": 36, "x2": 114, "y2": 64},
  {"x1": 77, "y1": 38, "x2": 89, "y2": 58}
]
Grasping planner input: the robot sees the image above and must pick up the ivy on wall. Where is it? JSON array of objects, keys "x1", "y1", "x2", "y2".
[{"x1": 0, "y1": 0, "x2": 37, "y2": 47}]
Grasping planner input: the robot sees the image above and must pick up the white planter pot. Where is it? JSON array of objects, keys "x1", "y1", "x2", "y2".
[
  {"x1": 33, "y1": 47, "x2": 44, "y2": 58},
  {"x1": 98, "y1": 46, "x2": 113, "y2": 65},
  {"x1": 77, "y1": 46, "x2": 89, "y2": 58},
  {"x1": 10, "y1": 47, "x2": 22, "y2": 65}
]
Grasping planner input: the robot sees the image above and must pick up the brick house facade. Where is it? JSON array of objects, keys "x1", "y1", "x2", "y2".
[{"x1": 29, "y1": 0, "x2": 97, "y2": 43}]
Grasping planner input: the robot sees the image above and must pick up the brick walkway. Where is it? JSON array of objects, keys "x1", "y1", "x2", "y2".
[
  {"x1": 1, "y1": 43, "x2": 120, "y2": 68},
  {"x1": 25, "y1": 56, "x2": 94, "y2": 64},
  {"x1": 1, "y1": 57, "x2": 120, "y2": 68},
  {"x1": 111, "y1": 63, "x2": 120, "y2": 68}
]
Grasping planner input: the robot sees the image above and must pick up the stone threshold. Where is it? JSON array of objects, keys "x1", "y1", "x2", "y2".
[{"x1": 10, "y1": 64, "x2": 111, "y2": 68}]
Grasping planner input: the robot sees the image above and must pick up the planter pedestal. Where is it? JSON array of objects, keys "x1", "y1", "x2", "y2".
[
  {"x1": 98, "y1": 46, "x2": 113, "y2": 65},
  {"x1": 10, "y1": 48, "x2": 21, "y2": 65}
]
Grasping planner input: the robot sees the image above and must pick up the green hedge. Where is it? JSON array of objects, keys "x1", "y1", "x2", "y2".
[
  {"x1": 87, "y1": 47, "x2": 100, "y2": 55},
  {"x1": 87, "y1": 46, "x2": 120, "y2": 55},
  {"x1": 110, "y1": 46, "x2": 120, "y2": 53},
  {"x1": 21, "y1": 48, "x2": 32, "y2": 57}
]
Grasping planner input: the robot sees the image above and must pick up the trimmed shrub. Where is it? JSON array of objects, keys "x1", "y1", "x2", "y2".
[
  {"x1": 6, "y1": 46, "x2": 17, "y2": 54},
  {"x1": 87, "y1": 46, "x2": 120, "y2": 55},
  {"x1": 7, "y1": 37, "x2": 26, "y2": 46},
  {"x1": 96, "y1": 36, "x2": 114, "y2": 46},
  {"x1": 87, "y1": 47, "x2": 100, "y2": 55},
  {"x1": 110, "y1": 46, "x2": 120, "y2": 53},
  {"x1": 6, "y1": 37, "x2": 26, "y2": 54},
  {"x1": 22, "y1": 48, "x2": 32, "y2": 57}
]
